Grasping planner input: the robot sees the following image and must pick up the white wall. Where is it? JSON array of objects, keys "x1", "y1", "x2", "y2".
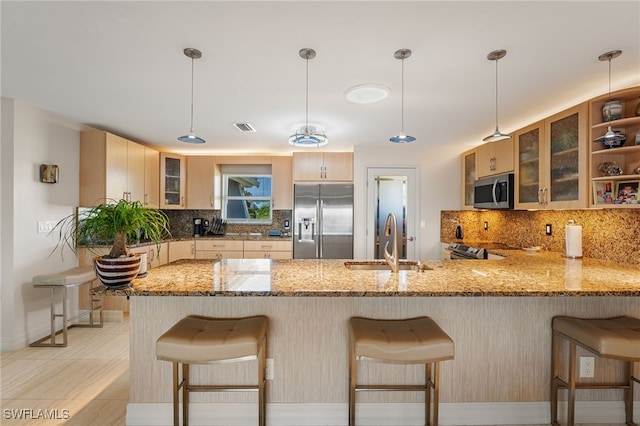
[
  {"x1": 353, "y1": 143, "x2": 461, "y2": 260},
  {"x1": 1, "y1": 98, "x2": 85, "y2": 351}
]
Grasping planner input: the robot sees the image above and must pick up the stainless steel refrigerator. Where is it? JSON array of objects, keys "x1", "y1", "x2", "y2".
[{"x1": 293, "y1": 184, "x2": 353, "y2": 259}]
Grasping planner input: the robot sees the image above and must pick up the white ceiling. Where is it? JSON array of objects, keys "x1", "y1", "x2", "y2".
[{"x1": 2, "y1": 1, "x2": 639, "y2": 156}]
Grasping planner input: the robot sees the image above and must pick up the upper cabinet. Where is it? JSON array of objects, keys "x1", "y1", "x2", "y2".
[
  {"x1": 461, "y1": 148, "x2": 477, "y2": 210},
  {"x1": 271, "y1": 156, "x2": 293, "y2": 210},
  {"x1": 80, "y1": 130, "x2": 151, "y2": 206},
  {"x1": 186, "y1": 156, "x2": 220, "y2": 209},
  {"x1": 589, "y1": 86, "x2": 640, "y2": 208},
  {"x1": 477, "y1": 138, "x2": 514, "y2": 178},
  {"x1": 160, "y1": 153, "x2": 186, "y2": 209},
  {"x1": 143, "y1": 146, "x2": 160, "y2": 207},
  {"x1": 515, "y1": 103, "x2": 588, "y2": 209},
  {"x1": 293, "y1": 152, "x2": 353, "y2": 181}
]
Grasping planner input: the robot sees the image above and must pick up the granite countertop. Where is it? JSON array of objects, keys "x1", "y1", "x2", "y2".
[{"x1": 95, "y1": 249, "x2": 640, "y2": 297}]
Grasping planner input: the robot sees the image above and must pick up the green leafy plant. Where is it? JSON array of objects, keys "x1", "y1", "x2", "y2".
[{"x1": 51, "y1": 198, "x2": 171, "y2": 259}]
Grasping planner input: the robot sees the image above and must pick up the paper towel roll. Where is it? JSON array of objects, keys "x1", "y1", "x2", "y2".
[{"x1": 565, "y1": 221, "x2": 582, "y2": 258}]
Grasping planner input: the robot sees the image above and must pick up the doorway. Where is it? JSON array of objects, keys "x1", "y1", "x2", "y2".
[{"x1": 366, "y1": 167, "x2": 418, "y2": 260}]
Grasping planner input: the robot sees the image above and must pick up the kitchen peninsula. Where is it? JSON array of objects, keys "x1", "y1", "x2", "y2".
[{"x1": 103, "y1": 250, "x2": 640, "y2": 425}]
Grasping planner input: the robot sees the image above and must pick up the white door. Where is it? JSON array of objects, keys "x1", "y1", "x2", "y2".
[{"x1": 365, "y1": 167, "x2": 418, "y2": 260}]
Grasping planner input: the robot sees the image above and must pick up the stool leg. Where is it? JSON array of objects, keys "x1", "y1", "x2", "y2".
[
  {"x1": 349, "y1": 342, "x2": 356, "y2": 426},
  {"x1": 183, "y1": 363, "x2": 189, "y2": 426},
  {"x1": 425, "y1": 362, "x2": 432, "y2": 426},
  {"x1": 49, "y1": 287, "x2": 57, "y2": 345},
  {"x1": 551, "y1": 330, "x2": 560, "y2": 425},
  {"x1": 432, "y1": 362, "x2": 440, "y2": 426},
  {"x1": 258, "y1": 335, "x2": 266, "y2": 426},
  {"x1": 624, "y1": 361, "x2": 633, "y2": 425},
  {"x1": 172, "y1": 362, "x2": 180, "y2": 426},
  {"x1": 567, "y1": 342, "x2": 577, "y2": 426}
]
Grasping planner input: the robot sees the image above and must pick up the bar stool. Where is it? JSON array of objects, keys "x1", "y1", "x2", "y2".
[
  {"x1": 156, "y1": 315, "x2": 268, "y2": 426},
  {"x1": 551, "y1": 315, "x2": 640, "y2": 426},
  {"x1": 348, "y1": 316, "x2": 455, "y2": 426}
]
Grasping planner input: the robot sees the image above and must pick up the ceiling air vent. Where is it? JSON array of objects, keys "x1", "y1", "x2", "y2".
[{"x1": 233, "y1": 122, "x2": 256, "y2": 133}]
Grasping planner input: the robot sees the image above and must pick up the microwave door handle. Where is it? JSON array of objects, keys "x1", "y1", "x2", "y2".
[{"x1": 492, "y1": 180, "x2": 499, "y2": 205}]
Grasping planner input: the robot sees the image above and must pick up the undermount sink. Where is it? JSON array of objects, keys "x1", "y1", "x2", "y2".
[{"x1": 344, "y1": 260, "x2": 430, "y2": 271}]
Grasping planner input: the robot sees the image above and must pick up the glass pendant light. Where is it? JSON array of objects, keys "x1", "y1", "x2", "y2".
[
  {"x1": 390, "y1": 49, "x2": 415, "y2": 143},
  {"x1": 178, "y1": 48, "x2": 205, "y2": 144},
  {"x1": 289, "y1": 48, "x2": 328, "y2": 147},
  {"x1": 483, "y1": 49, "x2": 511, "y2": 142},
  {"x1": 598, "y1": 50, "x2": 623, "y2": 142}
]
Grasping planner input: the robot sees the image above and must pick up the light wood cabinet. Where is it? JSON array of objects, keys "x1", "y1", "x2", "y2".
[
  {"x1": 477, "y1": 138, "x2": 514, "y2": 178},
  {"x1": 271, "y1": 156, "x2": 293, "y2": 210},
  {"x1": 168, "y1": 240, "x2": 194, "y2": 263},
  {"x1": 515, "y1": 103, "x2": 588, "y2": 209},
  {"x1": 144, "y1": 147, "x2": 160, "y2": 207},
  {"x1": 589, "y1": 86, "x2": 640, "y2": 208},
  {"x1": 461, "y1": 148, "x2": 477, "y2": 210},
  {"x1": 148, "y1": 242, "x2": 168, "y2": 268},
  {"x1": 292, "y1": 152, "x2": 353, "y2": 181},
  {"x1": 195, "y1": 239, "x2": 244, "y2": 259},
  {"x1": 160, "y1": 153, "x2": 186, "y2": 209},
  {"x1": 187, "y1": 156, "x2": 221, "y2": 209},
  {"x1": 80, "y1": 130, "x2": 147, "y2": 206},
  {"x1": 243, "y1": 240, "x2": 292, "y2": 259}
]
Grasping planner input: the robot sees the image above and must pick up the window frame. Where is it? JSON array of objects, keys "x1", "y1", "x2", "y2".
[{"x1": 222, "y1": 173, "x2": 272, "y2": 224}]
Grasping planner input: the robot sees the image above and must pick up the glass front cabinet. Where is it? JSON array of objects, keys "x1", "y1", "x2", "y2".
[
  {"x1": 461, "y1": 148, "x2": 477, "y2": 210},
  {"x1": 515, "y1": 103, "x2": 588, "y2": 209},
  {"x1": 160, "y1": 153, "x2": 186, "y2": 209}
]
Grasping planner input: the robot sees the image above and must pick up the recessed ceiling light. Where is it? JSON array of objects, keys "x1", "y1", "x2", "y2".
[{"x1": 345, "y1": 83, "x2": 390, "y2": 104}]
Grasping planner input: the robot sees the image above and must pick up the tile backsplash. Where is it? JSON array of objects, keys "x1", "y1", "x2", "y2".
[
  {"x1": 164, "y1": 209, "x2": 292, "y2": 239},
  {"x1": 441, "y1": 209, "x2": 640, "y2": 265}
]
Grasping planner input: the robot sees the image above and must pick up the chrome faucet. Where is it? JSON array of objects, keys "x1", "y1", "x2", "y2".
[{"x1": 383, "y1": 212, "x2": 400, "y2": 273}]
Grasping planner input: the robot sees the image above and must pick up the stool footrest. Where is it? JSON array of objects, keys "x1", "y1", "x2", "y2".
[
  {"x1": 356, "y1": 384, "x2": 429, "y2": 392},
  {"x1": 188, "y1": 385, "x2": 259, "y2": 392}
]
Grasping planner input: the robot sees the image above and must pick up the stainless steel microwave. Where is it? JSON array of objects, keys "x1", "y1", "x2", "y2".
[{"x1": 473, "y1": 173, "x2": 514, "y2": 209}]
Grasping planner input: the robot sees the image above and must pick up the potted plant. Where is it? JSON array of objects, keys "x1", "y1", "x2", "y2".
[{"x1": 51, "y1": 198, "x2": 172, "y2": 287}]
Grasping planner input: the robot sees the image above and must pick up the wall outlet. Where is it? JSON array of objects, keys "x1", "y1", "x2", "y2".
[
  {"x1": 579, "y1": 356, "x2": 594, "y2": 378},
  {"x1": 545, "y1": 224, "x2": 552, "y2": 236},
  {"x1": 37, "y1": 220, "x2": 55, "y2": 234},
  {"x1": 483, "y1": 221, "x2": 489, "y2": 231},
  {"x1": 265, "y1": 358, "x2": 274, "y2": 380}
]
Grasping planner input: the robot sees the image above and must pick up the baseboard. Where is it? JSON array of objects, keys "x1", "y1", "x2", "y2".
[{"x1": 125, "y1": 400, "x2": 640, "y2": 425}]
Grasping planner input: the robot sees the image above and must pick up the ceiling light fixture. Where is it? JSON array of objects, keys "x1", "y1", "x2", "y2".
[
  {"x1": 483, "y1": 49, "x2": 511, "y2": 143},
  {"x1": 390, "y1": 49, "x2": 415, "y2": 143},
  {"x1": 178, "y1": 47, "x2": 205, "y2": 144},
  {"x1": 598, "y1": 50, "x2": 623, "y2": 141},
  {"x1": 289, "y1": 48, "x2": 328, "y2": 147},
  {"x1": 345, "y1": 83, "x2": 390, "y2": 104}
]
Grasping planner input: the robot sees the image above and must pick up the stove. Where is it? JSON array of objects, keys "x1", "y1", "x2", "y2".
[{"x1": 447, "y1": 243, "x2": 488, "y2": 260}]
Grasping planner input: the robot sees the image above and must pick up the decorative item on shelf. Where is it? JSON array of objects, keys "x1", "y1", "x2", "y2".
[
  {"x1": 598, "y1": 161, "x2": 623, "y2": 176},
  {"x1": 633, "y1": 165, "x2": 640, "y2": 175},
  {"x1": 636, "y1": 99, "x2": 640, "y2": 117},
  {"x1": 49, "y1": 199, "x2": 171, "y2": 287},
  {"x1": 594, "y1": 130, "x2": 626, "y2": 148},
  {"x1": 602, "y1": 100, "x2": 623, "y2": 122},
  {"x1": 597, "y1": 50, "x2": 625, "y2": 145},
  {"x1": 635, "y1": 132, "x2": 640, "y2": 145}
]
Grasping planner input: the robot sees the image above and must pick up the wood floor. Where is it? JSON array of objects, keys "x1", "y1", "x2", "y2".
[
  {"x1": 1, "y1": 317, "x2": 129, "y2": 425},
  {"x1": 0, "y1": 316, "x2": 628, "y2": 426}
]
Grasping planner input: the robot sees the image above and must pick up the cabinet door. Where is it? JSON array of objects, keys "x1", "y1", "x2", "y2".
[
  {"x1": 292, "y1": 152, "x2": 325, "y2": 181},
  {"x1": 127, "y1": 141, "x2": 145, "y2": 203},
  {"x1": 515, "y1": 121, "x2": 545, "y2": 209},
  {"x1": 105, "y1": 133, "x2": 129, "y2": 202},
  {"x1": 148, "y1": 242, "x2": 168, "y2": 268},
  {"x1": 544, "y1": 103, "x2": 588, "y2": 208},
  {"x1": 271, "y1": 156, "x2": 292, "y2": 209},
  {"x1": 461, "y1": 148, "x2": 477, "y2": 210},
  {"x1": 168, "y1": 240, "x2": 194, "y2": 263},
  {"x1": 187, "y1": 156, "x2": 218, "y2": 209},
  {"x1": 477, "y1": 138, "x2": 514, "y2": 178},
  {"x1": 161, "y1": 153, "x2": 186, "y2": 209},
  {"x1": 144, "y1": 147, "x2": 160, "y2": 207},
  {"x1": 324, "y1": 152, "x2": 353, "y2": 181}
]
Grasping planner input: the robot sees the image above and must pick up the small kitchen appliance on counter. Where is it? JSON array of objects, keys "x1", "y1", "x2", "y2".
[
  {"x1": 447, "y1": 243, "x2": 488, "y2": 259},
  {"x1": 193, "y1": 218, "x2": 204, "y2": 237}
]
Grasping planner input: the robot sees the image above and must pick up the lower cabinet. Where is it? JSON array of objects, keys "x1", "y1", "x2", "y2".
[
  {"x1": 195, "y1": 240, "x2": 244, "y2": 260},
  {"x1": 168, "y1": 240, "x2": 195, "y2": 263},
  {"x1": 243, "y1": 240, "x2": 292, "y2": 259}
]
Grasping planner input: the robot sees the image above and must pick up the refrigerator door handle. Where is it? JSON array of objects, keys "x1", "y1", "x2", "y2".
[{"x1": 317, "y1": 200, "x2": 322, "y2": 258}]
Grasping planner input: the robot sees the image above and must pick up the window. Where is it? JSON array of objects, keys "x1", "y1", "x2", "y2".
[{"x1": 222, "y1": 166, "x2": 272, "y2": 223}]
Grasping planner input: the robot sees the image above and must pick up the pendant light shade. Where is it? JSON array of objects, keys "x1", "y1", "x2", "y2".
[
  {"x1": 289, "y1": 48, "x2": 328, "y2": 147},
  {"x1": 390, "y1": 49, "x2": 415, "y2": 143},
  {"x1": 598, "y1": 50, "x2": 623, "y2": 142},
  {"x1": 483, "y1": 49, "x2": 511, "y2": 143},
  {"x1": 178, "y1": 48, "x2": 205, "y2": 144}
]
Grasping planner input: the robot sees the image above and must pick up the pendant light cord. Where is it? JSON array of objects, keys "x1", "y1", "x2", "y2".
[
  {"x1": 305, "y1": 53, "x2": 309, "y2": 132},
  {"x1": 494, "y1": 57, "x2": 499, "y2": 129},
  {"x1": 400, "y1": 57, "x2": 405, "y2": 133},
  {"x1": 189, "y1": 56, "x2": 195, "y2": 133}
]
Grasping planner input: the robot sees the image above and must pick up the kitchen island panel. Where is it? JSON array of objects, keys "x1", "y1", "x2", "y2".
[{"x1": 130, "y1": 296, "x2": 640, "y2": 406}]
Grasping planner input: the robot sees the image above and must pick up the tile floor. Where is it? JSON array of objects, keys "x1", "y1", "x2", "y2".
[{"x1": 0, "y1": 317, "x2": 628, "y2": 425}]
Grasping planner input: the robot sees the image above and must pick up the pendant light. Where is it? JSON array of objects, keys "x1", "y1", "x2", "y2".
[
  {"x1": 483, "y1": 49, "x2": 511, "y2": 142},
  {"x1": 289, "y1": 48, "x2": 328, "y2": 147},
  {"x1": 598, "y1": 50, "x2": 623, "y2": 141},
  {"x1": 390, "y1": 49, "x2": 415, "y2": 143},
  {"x1": 178, "y1": 48, "x2": 205, "y2": 144}
]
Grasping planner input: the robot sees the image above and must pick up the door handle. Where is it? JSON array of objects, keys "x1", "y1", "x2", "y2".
[{"x1": 407, "y1": 236, "x2": 415, "y2": 242}]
